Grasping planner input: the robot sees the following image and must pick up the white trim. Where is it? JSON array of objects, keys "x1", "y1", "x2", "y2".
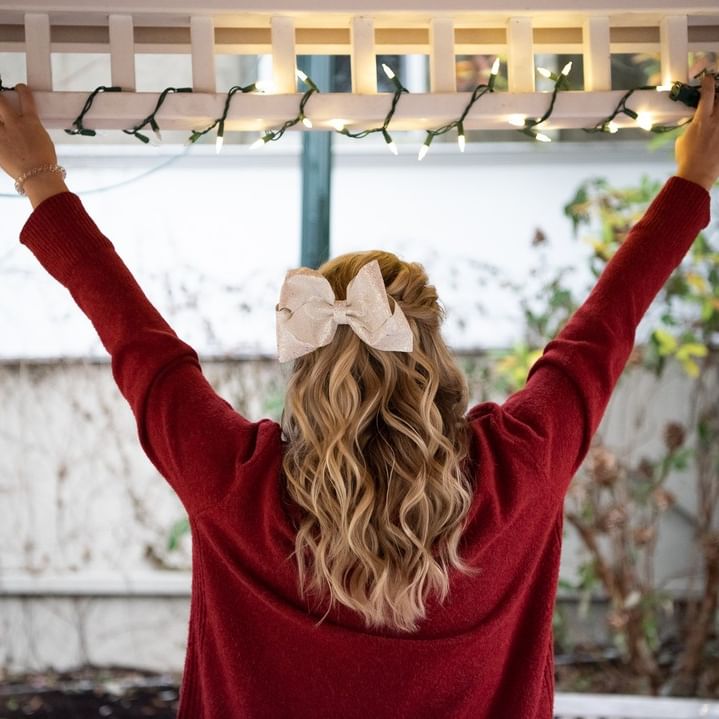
[{"x1": 554, "y1": 693, "x2": 719, "y2": 718}]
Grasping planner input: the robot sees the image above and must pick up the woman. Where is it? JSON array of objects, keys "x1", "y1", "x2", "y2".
[{"x1": 1, "y1": 75, "x2": 717, "y2": 718}]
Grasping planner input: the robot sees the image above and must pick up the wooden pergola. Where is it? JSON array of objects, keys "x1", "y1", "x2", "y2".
[{"x1": 0, "y1": 1, "x2": 716, "y2": 132}]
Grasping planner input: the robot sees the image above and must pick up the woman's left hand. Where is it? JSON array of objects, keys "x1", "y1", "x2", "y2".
[{"x1": 0, "y1": 83, "x2": 58, "y2": 182}]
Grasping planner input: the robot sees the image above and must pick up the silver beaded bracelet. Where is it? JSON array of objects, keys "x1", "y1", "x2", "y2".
[{"x1": 14, "y1": 164, "x2": 67, "y2": 196}]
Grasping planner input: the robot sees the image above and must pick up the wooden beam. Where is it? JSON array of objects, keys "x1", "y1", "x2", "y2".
[
  {"x1": 351, "y1": 16, "x2": 377, "y2": 94},
  {"x1": 0, "y1": 88, "x2": 692, "y2": 133},
  {"x1": 3, "y1": 0, "x2": 719, "y2": 17}
]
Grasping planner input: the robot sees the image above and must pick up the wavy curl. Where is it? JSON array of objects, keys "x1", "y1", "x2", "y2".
[{"x1": 280, "y1": 250, "x2": 481, "y2": 633}]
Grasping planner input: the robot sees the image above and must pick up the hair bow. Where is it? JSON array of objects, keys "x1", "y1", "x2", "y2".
[{"x1": 276, "y1": 259, "x2": 414, "y2": 363}]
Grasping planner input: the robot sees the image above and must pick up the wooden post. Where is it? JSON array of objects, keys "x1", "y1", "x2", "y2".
[
  {"x1": 190, "y1": 15, "x2": 216, "y2": 93},
  {"x1": 271, "y1": 16, "x2": 297, "y2": 94},
  {"x1": 582, "y1": 16, "x2": 611, "y2": 91},
  {"x1": 506, "y1": 17, "x2": 534, "y2": 93},
  {"x1": 109, "y1": 15, "x2": 136, "y2": 91},
  {"x1": 429, "y1": 17, "x2": 456, "y2": 93},
  {"x1": 24, "y1": 13, "x2": 52, "y2": 91},
  {"x1": 660, "y1": 15, "x2": 689, "y2": 86},
  {"x1": 351, "y1": 17, "x2": 377, "y2": 94}
]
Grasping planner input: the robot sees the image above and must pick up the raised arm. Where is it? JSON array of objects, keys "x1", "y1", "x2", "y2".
[
  {"x1": 488, "y1": 72, "x2": 718, "y2": 511},
  {"x1": 1, "y1": 84, "x2": 267, "y2": 518}
]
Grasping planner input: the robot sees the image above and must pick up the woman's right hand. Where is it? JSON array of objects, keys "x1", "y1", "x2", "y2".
[{"x1": 675, "y1": 72, "x2": 719, "y2": 192}]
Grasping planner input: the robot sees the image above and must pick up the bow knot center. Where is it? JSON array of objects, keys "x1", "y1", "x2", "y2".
[{"x1": 332, "y1": 299, "x2": 351, "y2": 324}]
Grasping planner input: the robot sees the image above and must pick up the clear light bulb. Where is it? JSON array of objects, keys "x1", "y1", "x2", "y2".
[
  {"x1": 387, "y1": 141, "x2": 398, "y2": 155},
  {"x1": 535, "y1": 132, "x2": 552, "y2": 142},
  {"x1": 636, "y1": 112, "x2": 654, "y2": 131},
  {"x1": 507, "y1": 114, "x2": 526, "y2": 127},
  {"x1": 561, "y1": 61, "x2": 573, "y2": 76},
  {"x1": 457, "y1": 133, "x2": 466, "y2": 152},
  {"x1": 418, "y1": 144, "x2": 429, "y2": 161},
  {"x1": 382, "y1": 63, "x2": 395, "y2": 80},
  {"x1": 215, "y1": 134, "x2": 224, "y2": 154},
  {"x1": 296, "y1": 68, "x2": 308, "y2": 82},
  {"x1": 255, "y1": 80, "x2": 274, "y2": 93},
  {"x1": 302, "y1": 116, "x2": 313, "y2": 128},
  {"x1": 329, "y1": 118, "x2": 346, "y2": 131},
  {"x1": 250, "y1": 135, "x2": 266, "y2": 150},
  {"x1": 655, "y1": 84, "x2": 672, "y2": 92},
  {"x1": 490, "y1": 57, "x2": 500, "y2": 75},
  {"x1": 536, "y1": 67, "x2": 552, "y2": 78}
]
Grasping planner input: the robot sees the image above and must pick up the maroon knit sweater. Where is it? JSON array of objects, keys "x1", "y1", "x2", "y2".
[{"x1": 19, "y1": 175, "x2": 711, "y2": 718}]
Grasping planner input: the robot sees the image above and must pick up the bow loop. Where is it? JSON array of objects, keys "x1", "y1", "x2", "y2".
[{"x1": 276, "y1": 259, "x2": 414, "y2": 362}]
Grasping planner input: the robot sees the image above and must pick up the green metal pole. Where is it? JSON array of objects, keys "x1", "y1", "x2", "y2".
[{"x1": 299, "y1": 55, "x2": 333, "y2": 269}]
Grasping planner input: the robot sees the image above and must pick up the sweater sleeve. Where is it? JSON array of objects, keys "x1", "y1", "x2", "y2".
[
  {"x1": 19, "y1": 191, "x2": 260, "y2": 517},
  {"x1": 492, "y1": 175, "x2": 711, "y2": 508}
]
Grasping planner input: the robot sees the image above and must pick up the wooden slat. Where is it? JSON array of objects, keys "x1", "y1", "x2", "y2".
[
  {"x1": 659, "y1": 14, "x2": 689, "y2": 86},
  {"x1": 429, "y1": 17, "x2": 456, "y2": 93},
  {"x1": 0, "y1": 24, "x2": 716, "y2": 55},
  {"x1": 271, "y1": 15, "x2": 296, "y2": 94},
  {"x1": 24, "y1": 13, "x2": 52, "y2": 91},
  {"x1": 582, "y1": 16, "x2": 611, "y2": 91},
  {"x1": 190, "y1": 15, "x2": 216, "y2": 93},
  {"x1": 109, "y1": 14, "x2": 135, "y2": 91},
  {"x1": 351, "y1": 16, "x2": 376, "y2": 94},
  {"x1": 506, "y1": 16, "x2": 534, "y2": 93}
]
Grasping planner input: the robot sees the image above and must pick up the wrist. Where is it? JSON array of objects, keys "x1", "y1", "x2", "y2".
[
  {"x1": 23, "y1": 174, "x2": 69, "y2": 209},
  {"x1": 674, "y1": 170, "x2": 714, "y2": 193}
]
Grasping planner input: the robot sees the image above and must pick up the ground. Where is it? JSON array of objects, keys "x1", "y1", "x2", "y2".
[{"x1": 1, "y1": 651, "x2": 718, "y2": 717}]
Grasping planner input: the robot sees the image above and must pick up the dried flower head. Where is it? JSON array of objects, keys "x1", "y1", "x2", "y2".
[
  {"x1": 633, "y1": 525, "x2": 656, "y2": 545},
  {"x1": 663, "y1": 422, "x2": 686, "y2": 452},
  {"x1": 637, "y1": 458, "x2": 654, "y2": 481},
  {"x1": 651, "y1": 487, "x2": 676, "y2": 512},
  {"x1": 588, "y1": 446, "x2": 620, "y2": 486}
]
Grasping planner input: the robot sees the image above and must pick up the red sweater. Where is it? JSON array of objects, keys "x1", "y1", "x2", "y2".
[{"x1": 19, "y1": 176, "x2": 710, "y2": 719}]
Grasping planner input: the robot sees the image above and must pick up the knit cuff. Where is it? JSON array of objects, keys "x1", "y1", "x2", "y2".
[
  {"x1": 19, "y1": 191, "x2": 116, "y2": 286},
  {"x1": 640, "y1": 175, "x2": 712, "y2": 242}
]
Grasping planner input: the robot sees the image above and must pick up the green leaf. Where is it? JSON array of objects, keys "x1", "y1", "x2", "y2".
[
  {"x1": 167, "y1": 516, "x2": 190, "y2": 551},
  {"x1": 652, "y1": 328, "x2": 678, "y2": 355}
]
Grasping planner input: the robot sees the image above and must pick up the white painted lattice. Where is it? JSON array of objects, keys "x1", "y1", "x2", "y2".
[{"x1": 0, "y1": 1, "x2": 717, "y2": 133}]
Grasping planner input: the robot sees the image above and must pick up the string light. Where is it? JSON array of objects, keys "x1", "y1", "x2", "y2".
[
  {"x1": 335, "y1": 63, "x2": 408, "y2": 155},
  {"x1": 57, "y1": 64, "x2": 713, "y2": 156},
  {"x1": 187, "y1": 81, "x2": 259, "y2": 151},
  {"x1": 65, "y1": 85, "x2": 123, "y2": 136},
  {"x1": 416, "y1": 56, "x2": 501, "y2": 160},
  {"x1": 122, "y1": 86, "x2": 193, "y2": 145}
]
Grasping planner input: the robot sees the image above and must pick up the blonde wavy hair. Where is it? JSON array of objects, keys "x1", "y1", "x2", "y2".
[{"x1": 280, "y1": 249, "x2": 481, "y2": 633}]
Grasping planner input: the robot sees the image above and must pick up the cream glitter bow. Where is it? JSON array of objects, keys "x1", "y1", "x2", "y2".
[{"x1": 275, "y1": 259, "x2": 414, "y2": 363}]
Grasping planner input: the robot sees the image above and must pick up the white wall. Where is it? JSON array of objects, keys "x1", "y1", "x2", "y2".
[{"x1": 0, "y1": 138, "x2": 688, "y2": 360}]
